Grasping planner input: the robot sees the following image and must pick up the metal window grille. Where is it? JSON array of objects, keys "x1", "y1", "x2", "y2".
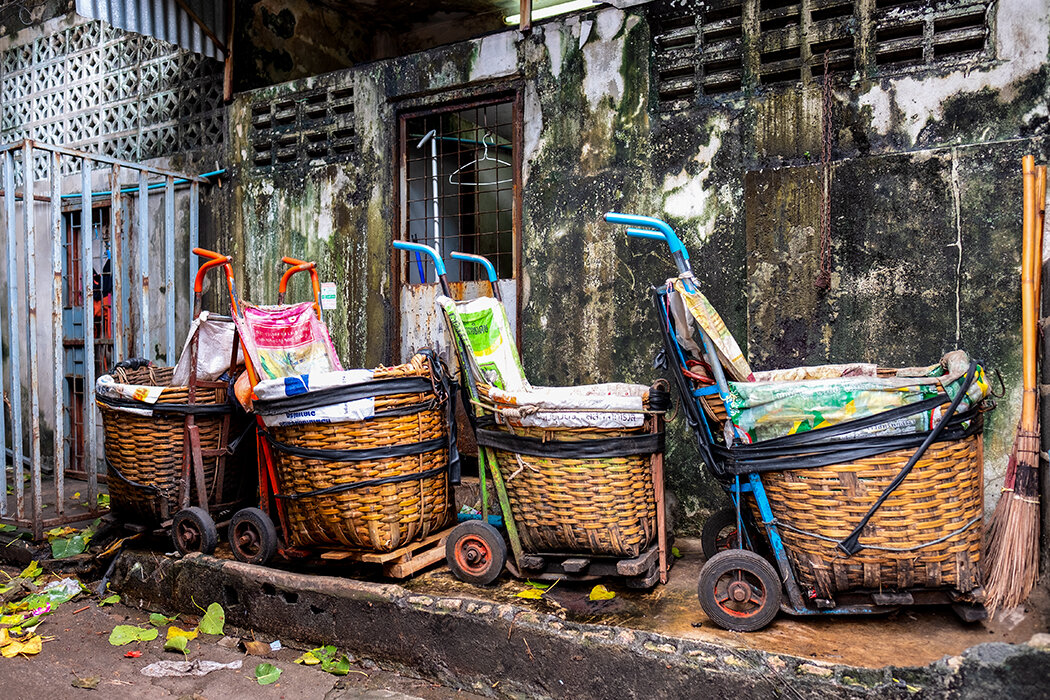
[{"x1": 401, "y1": 101, "x2": 517, "y2": 284}]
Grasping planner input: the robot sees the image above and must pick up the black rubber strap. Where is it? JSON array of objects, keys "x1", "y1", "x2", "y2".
[
  {"x1": 476, "y1": 428, "x2": 664, "y2": 459},
  {"x1": 95, "y1": 393, "x2": 231, "y2": 416},
  {"x1": 274, "y1": 465, "x2": 447, "y2": 501},
  {"x1": 254, "y1": 376, "x2": 438, "y2": 415},
  {"x1": 262, "y1": 431, "x2": 447, "y2": 464},
  {"x1": 836, "y1": 360, "x2": 978, "y2": 556},
  {"x1": 105, "y1": 458, "x2": 159, "y2": 495}
]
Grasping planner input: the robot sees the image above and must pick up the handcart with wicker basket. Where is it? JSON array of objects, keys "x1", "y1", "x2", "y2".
[
  {"x1": 222, "y1": 256, "x2": 459, "y2": 578},
  {"x1": 392, "y1": 240, "x2": 671, "y2": 588},
  {"x1": 605, "y1": 212, "x2": 992, "y2": 630},
  {"x1": 95, "y1": 250, "x2": 254, "y2": 554}
]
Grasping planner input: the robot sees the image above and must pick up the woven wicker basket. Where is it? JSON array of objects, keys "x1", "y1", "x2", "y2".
[
  {"x1": 268, "y1": 354, "x2": 452, "y2": 553},
  {"x1": 99, "y1": 365, "x2": 232, "y2": 524},
  {"x1": 480, "y1": 385, "x2": 658, "y2": 558},
  {"x1": 754, "y1": 432, "x2": 984, "y2": 598}
]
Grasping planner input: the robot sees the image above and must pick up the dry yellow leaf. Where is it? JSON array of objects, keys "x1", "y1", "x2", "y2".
[
  {"x1": 515, "y1": 588, "x2": 544, "y2": 599},
  {"x1": 1, "y1": 634, "x2": 41, "y2": 657},
  {"x1": 166, "y1": 626, "x2": 199, "y2": 641}
]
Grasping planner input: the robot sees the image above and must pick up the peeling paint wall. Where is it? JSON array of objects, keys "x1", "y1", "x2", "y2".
[{"x1": 229, "y1": 0, "x2": 1049, "y2": 535}]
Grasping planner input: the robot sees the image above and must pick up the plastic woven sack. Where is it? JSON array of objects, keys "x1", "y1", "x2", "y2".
[{"x1": 234, "y1": 301, "x2": 342, "y2": 381}]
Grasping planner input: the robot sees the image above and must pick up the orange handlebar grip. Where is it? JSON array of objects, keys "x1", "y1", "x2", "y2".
[
  {"x1": 194, "y1": 255, "x2": 232, "y2": 293},
  {"x1": 282, "y1": 256, "x2": 308, "y2": 267}
]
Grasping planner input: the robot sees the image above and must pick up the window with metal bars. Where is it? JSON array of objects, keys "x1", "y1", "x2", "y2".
[
  {"x1": 400, "y1": 100, "x2": 517, "y2": 284},
  {"x1": 62, "y1": 206, "x2": 113, "y2": 475}
]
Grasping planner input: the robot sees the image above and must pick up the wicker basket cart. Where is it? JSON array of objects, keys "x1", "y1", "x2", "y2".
[
  {"x1": 606, "y1": 212, "x2": 991, "y2": 631},
  {"x1": 223, "y1": 256, "x2": 458, "y2": 577},
  {"x1": 95, "y1": 250, "x2": 252, "y2": 554},
  {"x1": 393, "y1": 241, "x2": 671, "y2": 588}
]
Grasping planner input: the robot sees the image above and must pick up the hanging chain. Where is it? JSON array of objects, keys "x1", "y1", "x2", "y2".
[{"x1": 815, "y1": 50, "x2": 833, "y2": 290}]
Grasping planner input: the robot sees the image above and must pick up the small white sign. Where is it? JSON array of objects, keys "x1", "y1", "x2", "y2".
[{"x1": 320, "y1": 282, "x2": 337, "y2": 310}]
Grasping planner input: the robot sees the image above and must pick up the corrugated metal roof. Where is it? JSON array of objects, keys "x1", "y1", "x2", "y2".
[{"x1": 74, "y1": 0, "x2": 226, "y2": 60}]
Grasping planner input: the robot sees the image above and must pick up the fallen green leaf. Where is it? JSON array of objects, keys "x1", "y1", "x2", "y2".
[
  {"x1": 197, "y1": 603, "x2": 225, "y2": 635},
  {"x1": 523, "y1": 580, "x2": 552, "y2": 589},
  {"x1": 297, "y1": 646, "x2": 350, "y2": 676},
  {"x1": 255, "y1": 662, "x2": 282, "y2": 685},
  {"x1": 0, "y1": 524, "x2": 16, "y2": 532},
  {"x1": 98, "y1": 594, "x2": 120, "y2": 607},
  {"x1": 671, "y1": 546, "x2": 682, "y2": 559},
  {"x1": 108, "y1": 625, "x2": 158, "y2": 646},
  {"x1": 149, "y1": 612, "x2": 177, "y2": 627},
  {"x1": 97, "y1": 494, "x2": 110, "y2": 509},
  {"x1": 51, "y1": 532, "x2": 91, "y2": 559},
  {"x1": 164, "y1": 635, "x2": 189, "y2": 655},
  {"x1": 589, "y1": 584, "x2": 616, "y2": 601}
]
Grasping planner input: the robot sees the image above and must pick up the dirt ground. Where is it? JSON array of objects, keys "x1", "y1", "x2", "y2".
[
  {"x1": 400, "y1": 538, "x2": 1050, "y2": 669},
  {"x1": 0, "y1": 565, "x2": 485, "y2": 700}
]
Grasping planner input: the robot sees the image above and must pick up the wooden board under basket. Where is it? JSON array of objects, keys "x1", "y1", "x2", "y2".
[{"x1": 318, "y1": 529, "x2": 450, "y2": 578}]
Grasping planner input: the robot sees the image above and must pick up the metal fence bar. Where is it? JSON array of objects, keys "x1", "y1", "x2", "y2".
[
  {"x1": 51, "y1": 152, "x2": 64, "y2": 516},
  {"x1": 138, "y1": 170, "x2": 149, "y2": 359},
  {"x1": 6, "y1": 148, "x2": 25, "y2": 520},
  {"x1": 111, "y1": 165, "x2": 124, "y2": 361},
  {"x1": 22, "y1": 142, "x2": 43, "y2": 539},
  {"x1": 0, "y1": 140, "x2": 209, "y2": 183},
  {"x1": 165, "y1": 175, "x2": 175, "y2": 362},
  {"x1": 81, "y1": 158, "x2": 97, "y2": 508},
  {"x1": 189, "y1": 181, "x2": 198, "y2": 310},
  {"x1": 0, "y1": 155, "x2": 9, "y2": 517}
]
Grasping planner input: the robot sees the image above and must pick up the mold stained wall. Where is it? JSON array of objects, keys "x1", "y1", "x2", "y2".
[{"x1": 228, "y1": 0, "x2": 1049, "y2": 531}]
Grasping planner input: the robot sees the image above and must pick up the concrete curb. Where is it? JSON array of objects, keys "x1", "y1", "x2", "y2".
[{"x1": 110, "y1": 551, "x2": 1050, "y2": 700}]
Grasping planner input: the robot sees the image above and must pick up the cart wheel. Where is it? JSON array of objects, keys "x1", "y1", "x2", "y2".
[
  {"x1": 228, "y1": 508, "x2": 278, "y2": 565},
  {"x1": 701, "y1": 507, "x2": 743, "y2": 560},
  {"x1": 446, "y1": 521, "x2": 506, "y2": 585},
  {"x1": 698, "y1": 549, "x2": 782, "y2": 632},
  {"x1": 171, "y1": 507, "x2": 218, "y2": 555}
]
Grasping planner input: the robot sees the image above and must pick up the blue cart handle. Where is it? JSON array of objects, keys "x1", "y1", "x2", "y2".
[
  {"x1": 393, "y1": 240, "x2": 446, "y2": 277},
  {"x1": 450, "y1": 251, "x2": 496, "y2": 282},
  {"x1": 450, "y1": 251, "x2": 501, "y2": 302},
  {"x1": 605, "y1": 211, "x2": 693, "y2": 276},
  {"x1": 625, "y1": 227, "x2": 666, "y2": 241}
]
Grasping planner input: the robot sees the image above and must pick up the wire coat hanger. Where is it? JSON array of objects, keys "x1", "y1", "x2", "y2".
[{"x1": 448, "y1": 133, "x2": 512, "y2": 186}]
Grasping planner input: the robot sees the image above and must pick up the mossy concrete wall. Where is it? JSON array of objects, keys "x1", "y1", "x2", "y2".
[{"x1": 227, "y1": 0, "x2": 1050, "y2": 533}]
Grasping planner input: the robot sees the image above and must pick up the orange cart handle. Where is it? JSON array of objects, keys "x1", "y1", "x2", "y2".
[
  {"x1": 193, "y1": 248, "x2": 239, "y2": 316},
  {"x1": 277, "y1": 257, "x2": 322, "y2": 315}
]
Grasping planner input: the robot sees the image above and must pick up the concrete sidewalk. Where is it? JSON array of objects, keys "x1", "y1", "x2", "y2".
[{"x1": 108, "y1": 548, "x2": 1050, "y2": 699}]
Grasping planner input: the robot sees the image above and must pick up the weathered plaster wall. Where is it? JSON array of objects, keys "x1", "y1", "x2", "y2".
[{"x1": 229, "y1": 0, "x2": 1049, "y2": 533}]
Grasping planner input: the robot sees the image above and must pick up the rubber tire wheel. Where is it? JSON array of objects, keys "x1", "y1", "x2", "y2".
[
  {"x1": 171, "y1": 506, "x2": 218, "y2": 555},
  {"x1": 445, "y1": 521, "x2": 507, "y2": 585},
  {"x1": 228, "y1": 507, "x2": 278, "y2": 565},
  {"x1": 698, "y1": 549, "x2": 782, "y2": 632},
  {"x1": 701, "y1": 507, "x2": 742, "y2": 560}
]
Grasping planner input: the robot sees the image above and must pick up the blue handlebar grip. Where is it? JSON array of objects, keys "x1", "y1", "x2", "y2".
[
  {"x1": 603, "y1": 211, "x2": 689, "y2": 261},
  {"x1": 450, "y1": 252, "x2": 498, "y2": 283},
  {"x1": 625, "y1": 227, "x2": 666, "y2": 241},
  {"x1": 393, "y1": 240, "x2": 446, "y2": 277}
]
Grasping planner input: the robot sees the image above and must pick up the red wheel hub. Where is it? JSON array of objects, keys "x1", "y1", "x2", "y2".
[{"x1": 455, "y1": 534, "x2": 492, "y2": 575}]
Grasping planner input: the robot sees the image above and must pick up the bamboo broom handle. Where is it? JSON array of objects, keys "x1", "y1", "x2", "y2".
[{"x1": 1021, "y1": 155, "x2": 1037, "y2": 431}]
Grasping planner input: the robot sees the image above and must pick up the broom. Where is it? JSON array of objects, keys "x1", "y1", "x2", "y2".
[{"x1": 984, "y1": 156, "x2": 1046, "y2": 614}]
